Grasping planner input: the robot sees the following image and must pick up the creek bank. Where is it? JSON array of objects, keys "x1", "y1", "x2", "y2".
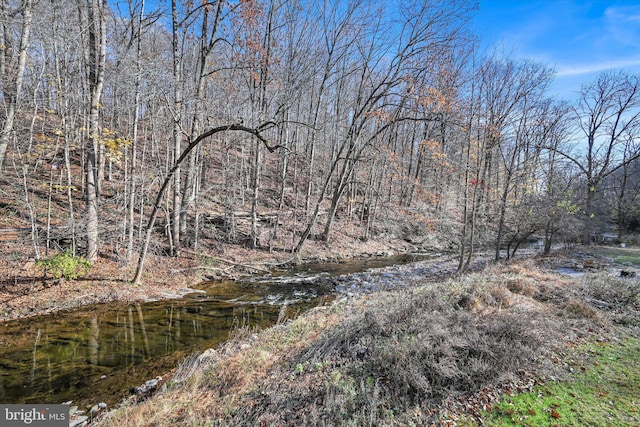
[
  {"x1": 69, "y1": 403, "x2": 108, "y2": 427},
  {"x1": 90, "y1": 249, "x2": 640, "y2": 426},
  {"x1": 84, "y1": 252, "x2": 489, "y2": 419},
  {"x1": 87, "y1": 249, "x2": 622, "y2": 418},
  {"x1": 5, "y1": 246, "x2": 447, "y2": 414}
]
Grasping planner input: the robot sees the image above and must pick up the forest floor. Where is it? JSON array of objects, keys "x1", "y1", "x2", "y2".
[{"x1": 0, "y1": 225, "x2": 414, "y2": 323}]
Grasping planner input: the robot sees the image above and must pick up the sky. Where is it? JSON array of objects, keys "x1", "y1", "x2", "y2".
[{"x1": 472, "y1": 0, "x2": 640, "y2": 100}]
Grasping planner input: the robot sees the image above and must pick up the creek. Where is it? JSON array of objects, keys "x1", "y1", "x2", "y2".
[{"x1": 0, "y1": 253, "x2": 431, "y2": 410}]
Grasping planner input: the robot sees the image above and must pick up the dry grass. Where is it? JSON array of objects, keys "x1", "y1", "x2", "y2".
[
  {"x1": 90, "y1": 259, "x2": 620, "y2": 427},
  {"x1": 574, "y1": 271, "x2": 640, "y2": 328},
  {"x1": 579, "y1": 272, "x2": 640, "y2": 306},
  {"x1": 258, "y1": 292, "x2": 550, "y2": 426}
]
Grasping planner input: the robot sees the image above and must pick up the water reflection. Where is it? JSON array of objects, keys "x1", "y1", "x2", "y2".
[{"x1": 0, "y1": 281, "x2": 329, "y2": 408}]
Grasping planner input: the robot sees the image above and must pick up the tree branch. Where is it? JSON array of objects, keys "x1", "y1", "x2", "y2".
[{"x1": 132, "y1": 122, "x2": 281, "y2": 284}]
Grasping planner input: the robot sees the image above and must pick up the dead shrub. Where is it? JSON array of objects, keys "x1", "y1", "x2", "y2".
[
  {"x1": 232, "y1": 286, "x2": 552, "y2": 426},
  {"x1": 570, "y1": 272, "x2": 640, "y2": 328},
  {"x1": 456, "y1": 283, "x2": 513, "y2": 311},
  {"x1": 533, "y1": 281, "x2": 569, "y2": 304},
  {"x1": 505, "y1": 277, "x2": 537, "y2": 297},
  {"x1": 501, "y1": 260, "x2": 536, "y2": 276},
  {"x1": 563, "y1": 299, "x2": 601, "y2": 320},
  {"x1": 579, "y1": 273, "x2": 640, "y2": 308},
  {"x1": 488, "y1": 284, "x2": 513, "y2": 308}
]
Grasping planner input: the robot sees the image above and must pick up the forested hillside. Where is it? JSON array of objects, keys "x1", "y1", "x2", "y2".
[{"x1": 1, "y1": 0, "x2": 640, "y2": 283}]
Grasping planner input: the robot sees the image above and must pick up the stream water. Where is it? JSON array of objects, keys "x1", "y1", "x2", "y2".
[{"x1": 0, "y1": 254, "x2": 428, "y2": 409}]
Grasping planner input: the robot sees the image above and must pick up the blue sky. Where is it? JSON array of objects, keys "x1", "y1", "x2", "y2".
[{"x1": 472, "y1": 0, "x2": 640, "y2": 100}]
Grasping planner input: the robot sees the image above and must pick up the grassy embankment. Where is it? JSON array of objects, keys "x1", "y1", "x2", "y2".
[{"x1": 92, "y1": 257, "x2": 640, "y2": 426}]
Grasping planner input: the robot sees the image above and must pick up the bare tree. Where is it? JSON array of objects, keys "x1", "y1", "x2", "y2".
[
  {"x1": 551, "y1": 71, "x2": 640, "y2": 244},
  {"x1": 605, "y1": 133, "x2": 640, "y2": 239},
  {"x1": 294, "y1": 0, "x2": 474, "y2": 255},
  {"x1": 487, "y1": 60, "x2": 554, "y2": 260}
]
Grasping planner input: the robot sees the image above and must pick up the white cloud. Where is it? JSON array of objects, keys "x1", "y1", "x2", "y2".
[
  {"x1": 604, "y1": 5, "x2": 640, "y2": 23},
  {"x1": 601, "y1": 5, "x2": 640, "y2": 48},
  {"x1": 557, "y1": 58, "x2": 640, "y2": 76}
]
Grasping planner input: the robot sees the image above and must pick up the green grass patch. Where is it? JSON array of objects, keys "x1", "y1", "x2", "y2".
[
  {"x1": 478, "y1": 338, "x2": 640, "y2": 426},
  {"x1": 36, "y1": 249, "x2": 92, "y2": 280},
  {"x1": 591, "y1": 247, "x2": 640, "y2": 266},
  {"x1": 611, "y1": 254, "x2": 640, "y2": 266}
]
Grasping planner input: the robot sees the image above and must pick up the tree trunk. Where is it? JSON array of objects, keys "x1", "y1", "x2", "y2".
[
  {"x1": 85, "y1": 0, "x2": 106, "y2": 263},
  {"x1": 0, "y1": 0, "x2": 33, "y2": 171},
  {"x1": 582, "y1": 180, "x2": 596, "y2": 245},
  {"x1": 615, "y1": 162, "x2": 629, "y2": 240},
  {"x1": 250, "y1": 141, "x2": 262, "y2": 248},
  {"x1": 126, "y1": 0, "x2": 145, "y2": 265},
  {"x1": 322, "y1": 156, "x2": 355, "y2": 243},
  {"x1": 170, "y1": 0, "x2": 182, "y2": 256},
  {"x1": 544, "y1": 220, "x2": 553, "y2": 255},
  {"x1": 180, "y1": 1, "x2": 224, "y2": 239},
  {"x1": 494, "y1": 168, "x2": 514, "y2": 261}
]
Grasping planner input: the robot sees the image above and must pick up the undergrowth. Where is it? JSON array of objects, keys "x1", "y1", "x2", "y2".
[{"x1": 36, "y1": 250, "x2": 92, "y2": 280}]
